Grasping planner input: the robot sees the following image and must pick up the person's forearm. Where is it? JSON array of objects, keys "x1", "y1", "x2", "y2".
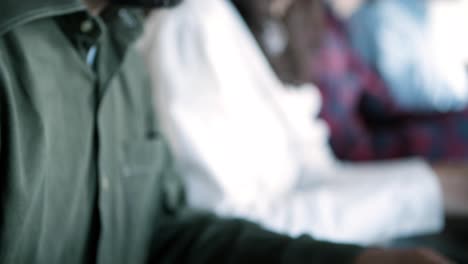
[
  {"x1": 207, "y1": 158, "x2": 445, "y2": 245},
  {"x1": 330, "y1": 159, "x2": 444, "y2": 243}
]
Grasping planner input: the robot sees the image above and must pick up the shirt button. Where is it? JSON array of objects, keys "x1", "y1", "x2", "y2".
[
  {"x1": 80, "y1": 20, "x2": 94, "y2": 33},
  {"x1": 101, "y1": 176, "x2": 110, "y2": 191}
]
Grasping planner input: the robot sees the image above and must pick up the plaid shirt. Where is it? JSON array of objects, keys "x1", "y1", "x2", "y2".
[{"x1": 310, "y1": 12, "x2": 468, "y2": 162}]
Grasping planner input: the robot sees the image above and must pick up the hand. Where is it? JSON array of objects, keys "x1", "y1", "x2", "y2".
[
  {"x1": 432, "y1": 162, "x2": 468, "y2": 216},
  {"x1": 355, "y1": 248, "x2": 454, "y2": 264}
]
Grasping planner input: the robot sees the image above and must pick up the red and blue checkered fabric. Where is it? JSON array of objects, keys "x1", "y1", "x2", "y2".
[{"x1": 310, "y1": 12, "x2": 468, "y2": 162}]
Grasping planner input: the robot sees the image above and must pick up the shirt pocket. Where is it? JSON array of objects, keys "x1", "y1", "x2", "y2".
[
  {"x1": 121, "y1": 137, "x2": 183, "y2": 213},
  {"x1": 122, "y1": 137, "x2": 168, "y2": 179},
  {"x1": 120, "y1": 138, "x2": 169, "y2": 234}
]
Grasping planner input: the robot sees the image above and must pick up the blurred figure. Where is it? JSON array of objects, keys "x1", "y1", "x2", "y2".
[
  {"x1": 348, "y1": 0, "x2": 468, "y2": 112},
  {"x1": 232, "y1": 0, "x2": 324, "y2": 85},
  {"x1": 140, "y1": 0, "x2": 468, "y2": 247},
  {"x1": 235, "y1": 0, "x2": 468, "y2": 162}
]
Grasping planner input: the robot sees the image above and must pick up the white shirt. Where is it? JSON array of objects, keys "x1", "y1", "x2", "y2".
[{"x1": 139, "y1": 0, "x2": 443, "y2": 245}]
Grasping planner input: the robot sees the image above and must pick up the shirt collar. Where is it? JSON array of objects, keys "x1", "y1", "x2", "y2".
[
  {"x1": 55, "y1": 7, "x2": 144, "y2": 68},
  {"x1": 52, "y1": 6, "x2": 144, "y2": 89},
  {"x1": 100, "y1": 7, "x2": 145, "y2": 56}
]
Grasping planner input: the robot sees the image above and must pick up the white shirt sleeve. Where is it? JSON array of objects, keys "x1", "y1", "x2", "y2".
[
  {"x1": 139, "y1": 0, "x2": 444, "y2": 246},
  {"x1": 282, "y1": 158, "x2": 444, "y2": 245},
  {"x1": 255, "y1": 86, "x2": 444, "y2": 245}
]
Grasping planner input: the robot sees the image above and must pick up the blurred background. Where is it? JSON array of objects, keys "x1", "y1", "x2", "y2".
[
  {"x1": 232, "y1": 0, "x2": 468, "y2": 256},
  {"x1": 144, "y1": 0, "x2": 468, "y2": 261},
  {"x1": 233, "y1": 0, "x2": 468, "y2": 162}
]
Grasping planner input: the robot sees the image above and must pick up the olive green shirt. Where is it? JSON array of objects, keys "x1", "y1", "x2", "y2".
[{"x1": 0, "y1": 1, "x2": 362, "y2": 263}]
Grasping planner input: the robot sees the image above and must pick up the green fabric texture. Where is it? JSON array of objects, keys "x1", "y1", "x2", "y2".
[
  {"x1": 0, "y1": 0, "x2": 84, "y2": 36},
  {"x1": 0, "y1": 1, "x2": 363, "y2": 263}
]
